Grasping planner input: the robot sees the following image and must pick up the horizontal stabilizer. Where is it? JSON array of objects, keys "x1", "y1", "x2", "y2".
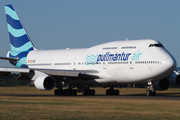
[{"x1": 0, "y1": 56, "x2": 18, "y2": 61}]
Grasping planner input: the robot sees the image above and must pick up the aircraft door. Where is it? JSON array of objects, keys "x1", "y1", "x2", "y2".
[
  {"x1": 129, "y1": 61, "x2": 134, "y2": 69},
  {"x1": 148, "y1": 61, "x2": 153, "y2": 71},
  {"x1": 73, "y1": 58, "x2": 77, "y2": 70},
  {"x1": 102, "y1": 61, "x2": 106, "y2": 69},
  {"x1": 50, "y1": 59, "x2": 54, "y2": 68}
]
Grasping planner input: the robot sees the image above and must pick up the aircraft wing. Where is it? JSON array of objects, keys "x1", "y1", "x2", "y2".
[
  {"x1": 175, "y1": 67, "x2": 180, "y2": 71},
  {"x1": 35, "y1": 69, "x2": 99, "y2": 79},
  {"x1": 0, "y1": 67, "x2": 30, "y2": 78},
  {"x1": 175, "y1": 67, "x2": 180, "y2": 73},
  {"x1": 0, "y1": 67, "x2": 99, "y2": 80}
]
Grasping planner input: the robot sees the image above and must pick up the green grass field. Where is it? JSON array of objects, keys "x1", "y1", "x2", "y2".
[{"x1": 0, "y1": 87, "x2": 180, "y2": 120}]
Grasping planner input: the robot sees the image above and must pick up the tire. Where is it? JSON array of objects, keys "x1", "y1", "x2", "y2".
[
  {"x1": 151, "y1": 90, "x2": 156, "y2": 96},
  {"x1": 68, "y1": 89, "x2": 73, "y2": 95},
  {"x1": 146, "y1": 90, "x2": 152, "y2": 96},
  {"x1": 106, "y1": 89, "x2": 110, "y2": 95},
  {"x1": 59, "y1": 90, "x2": 63, "y2": 95},
  {"x1": 73, "y1": 89, "x2": 77, "y2": 96},
  {"x1": 91, "y1": 89, "x2": 95, "y2": 95},
  {"x1": 64, "y1": 89, "x2": 69, "y2": 96},
  {"x1": 54, "y1": 89, "x2": 59, "y2": 96},
  {"x1": 115, "y1": 90, "x2": 119, "y2": 95},
  {"x1": 83, "y1": 90, "x2": 87, "y2": 96}
]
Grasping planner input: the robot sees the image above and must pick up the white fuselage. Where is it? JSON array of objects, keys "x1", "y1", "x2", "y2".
[{"x1": 26, "y1": 39, "x2": 176, "y2": 85}]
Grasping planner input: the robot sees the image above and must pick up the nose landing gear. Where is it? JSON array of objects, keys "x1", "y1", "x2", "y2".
[
  {"x1": 146, "y1": 89, "x2": 156, "y2": 96},
  {"x1": 146, "y1": 81, "x2": 156, "y2": 96}
]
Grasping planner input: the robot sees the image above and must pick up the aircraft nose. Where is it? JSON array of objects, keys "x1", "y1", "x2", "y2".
[{"x1": 165, "y1": 56, "x2": 177, "y2": 71}]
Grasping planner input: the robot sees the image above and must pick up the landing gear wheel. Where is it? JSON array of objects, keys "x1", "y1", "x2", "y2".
[
  {"x1": 83, "y1": 90, "x2": 87, "y2": 96},
  {"x1": 115, "y1": 89, "x2": 119, "y2": 95},
  {"x1": 146, "y1": 90, "x2": 156, "y2": 96},
  {"x1": 82, "y1": 89, "x2": 96, "y2": 96},
  {"x1": 151, "y1": 90, "x2": 156, "y2": 96},
  {"x1": 54, "y1": 89, "x2": 59, "y2": 95},
  {"x1": 54, "y1": 89, "x2": 78, "y2": 96},
  {"x1": 59, "y1": 89, "x2": 63, "y2": 95},
  {"x1": 146, "y1": 90, "x2": 151, "y2": 96},
  {"x1": 67, "y1": 89, "x2": 72, "y2": 95},
  {"x1": 64, "y1": 89, "x2": 69, "y2": 95},
  {"x1": 106, "y1": 89, "x2": 119, "y2": 95},
  {"x1": 91, "y1": 89, "x2": 95, "y2": 95},
  {"x1": 73, "y1": 89, "x2": 77, "y2": 96},
  {"x1": 106, "y1": 89, "x2": 110, "y2": 95},
  {"x1": 146, "y1": 81, "x2": 156, "y2": 96}
]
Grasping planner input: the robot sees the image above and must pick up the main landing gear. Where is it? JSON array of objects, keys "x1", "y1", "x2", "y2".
[
  {"x1": 146, "y1": 81, "x2": 156, "y2": 96},
  {"x1": 106, "y1": 86, "x2": 119, "y2": 95},
  {"x1": 54, "y1": 88, "x2": 77, "y2": 96},
  {"x1": 54, "y1": 85, "x2": 96, "y2": 96},
  {"x1": 54, "y1": 85, "x2": 77, "y2": 96},
  {"x1": 83, "y1": 89, "x2": 95, "y2": 96},
  {"x1": 54, "y1": 83, "x2": 120, "y2": 96},
  {"x1": 81, "y1": 85, "x2": 95, "y2": 96}
]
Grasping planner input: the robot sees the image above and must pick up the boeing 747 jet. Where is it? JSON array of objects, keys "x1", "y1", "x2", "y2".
[{"x1": 0, "y1": 4, "x2": 179, "y2": 96}]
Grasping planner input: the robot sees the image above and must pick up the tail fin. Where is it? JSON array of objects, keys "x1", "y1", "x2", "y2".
[
  {"x1": 4, "y1": 4, "x2": 35, "y2": 51},
  {"x1": 4, "y1": 4, "x2": 36, "y2": 68}
]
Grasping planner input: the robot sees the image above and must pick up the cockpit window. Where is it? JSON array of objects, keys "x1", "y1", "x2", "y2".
[{"x1": 149, "y1": 44, "x2": 164, "y2": 47}]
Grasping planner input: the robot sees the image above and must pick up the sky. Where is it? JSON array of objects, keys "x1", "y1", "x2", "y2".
[{"x1": 0, "y1": 0, "x2": 180, "y2": 67}]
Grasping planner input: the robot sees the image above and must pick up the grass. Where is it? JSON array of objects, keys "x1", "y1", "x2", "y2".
[
  {"x1": 0, "y1": 87, "x2": 180, "y2": 120},
  {"x1": 0, "y1": 86, "x2": 180, "y2": 96}
]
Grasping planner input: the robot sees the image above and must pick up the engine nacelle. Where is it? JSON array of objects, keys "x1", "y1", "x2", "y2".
[
  {"x1": 34, "y1": 75, "x2": 55, "y2": 90},
  {"x1": 154, "y1": 78, "x2": 170, "y2": 91},
  {"x1": 168, "y1": 71, "x2": 180, "y2": 87}
]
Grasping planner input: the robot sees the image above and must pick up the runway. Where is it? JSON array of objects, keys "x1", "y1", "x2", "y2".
[{"x1": 0, "y1": 93, "x2": 180, "y2": 100}]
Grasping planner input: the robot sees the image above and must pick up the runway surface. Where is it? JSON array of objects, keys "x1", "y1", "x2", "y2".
[{"x1": 0, "y1": 93, "x2": 180, "y2": 100}]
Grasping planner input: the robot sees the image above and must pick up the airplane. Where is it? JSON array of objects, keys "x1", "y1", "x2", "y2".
[{"x1": 0, "y1": 4, "x2": 179, "y2": 96}]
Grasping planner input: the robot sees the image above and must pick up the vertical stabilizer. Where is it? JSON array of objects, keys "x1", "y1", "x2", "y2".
[
  {"x1": 5, "y1": 4, "x2": 35, "y2": 51},
  {"x1": 4, "y1": 4, "x2": 36, "y2": 68}
]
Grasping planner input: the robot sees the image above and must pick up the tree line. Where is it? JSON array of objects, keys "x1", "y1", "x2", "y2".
[{"x1": 0, "y1": 73, "x2": 30, "y2": 86}]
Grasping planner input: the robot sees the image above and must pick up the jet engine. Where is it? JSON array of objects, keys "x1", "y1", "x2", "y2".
[
  {"x1": 154, "y1": 71, "x2": 180, "y2": 91},
  {"x1": 154, "y1": 78, "x2": 170, "y2": 90},
  {"x1": 168, "y1": 71, "x2": 180, "y2": 87},
  {"x1": 34, "y1": 75, "x2": 55, "y2": 90}
]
